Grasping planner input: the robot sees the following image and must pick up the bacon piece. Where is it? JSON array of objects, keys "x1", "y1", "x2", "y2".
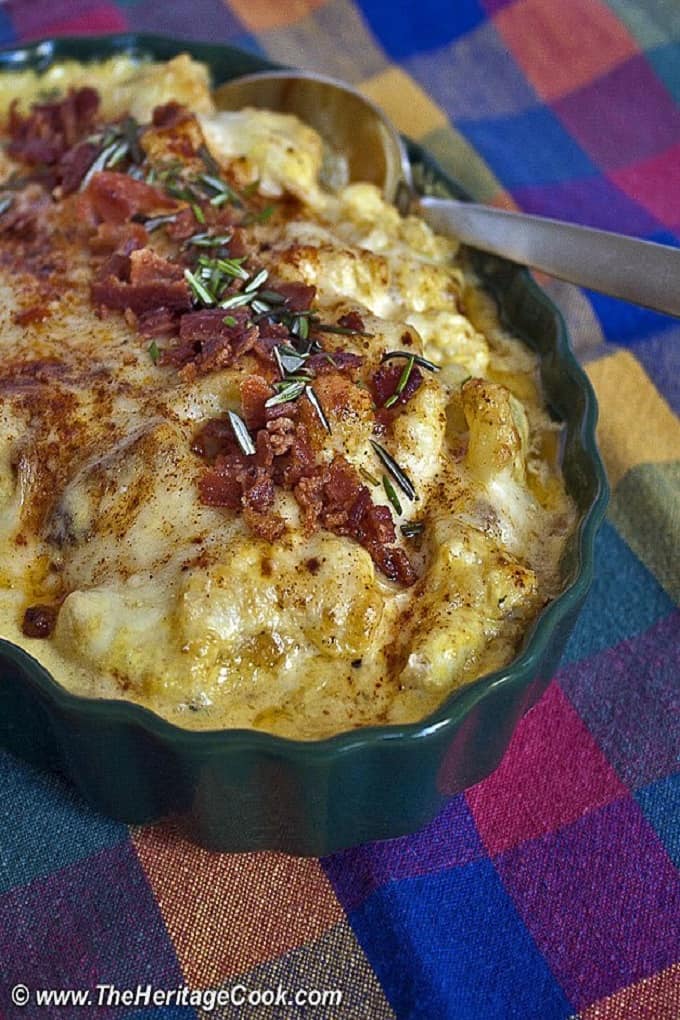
[
  {"x1": 8, "y1": 87, "x2": 99, "y2": 165},
  {"x1": 243, "y1": 506, "x2": 286, "y2": 541},
  {"x1": 338, "y1": 310, "x2": 365, "y2": 332},
  {"x1": 294, "y1": 473, "x2": 325, "y2": 533},
  {"x1": 22, "y1": 604, "x2": 58, "y2": 638},
  {"x1": 138, "y1": 307, "x2": 179, "y2": 337},
  {"x1": 306, "y1": 351, "x2": 363, "y2": 376},
  {"x1": 166, "y1": 207, "x2": 198, "y2": 241},
  {"x1": 152, "y1": 101, "x2": 191, "y2": 129},
  {"x1": 89, "y1": 220, "x2": 148, "y2": 255},
  {"x1": 367, "y1": 543, "x2": 417, "y2": 586},
  {"x1": 275, "y1": 281, "x2": 316, "y2": 311},
  {"x1": 198, "y1": 465, "x2": 242, "y2": 509},
  {"x1": 242, "y1": 466, "x2": 275, "y2": 512},
  {"x1": 92, "y1": 247, "x2": 191, "y2": 315},
  {"x1": 240, "y1": 374, "x2": 274, "y2": 430},
  {"x1": 86, "y1": 171, "x2": 177, "y2": 224},
  {"x1": 59, "y1": 140, "x2": 99, "y2": 193},
  {"x1": 371, "y1": 362, "x2": 422, "y2": 409},
  {"x1": 130, "y1": 248, "x2": 183, "y2": 285},
  {"x1": 266, "y1": 416, "x2": 296, "y2": 456},
  {"x1": 163, "y1": 309, "x2": 258, "y2": 377},
  {"x1": 276, "y1": 423, "x2": 316, "y2": 487}
]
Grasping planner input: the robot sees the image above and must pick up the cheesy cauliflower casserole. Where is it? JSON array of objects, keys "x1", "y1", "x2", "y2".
[{"x1": 0, "y1": 55, "x2": 575, "y2": 738}]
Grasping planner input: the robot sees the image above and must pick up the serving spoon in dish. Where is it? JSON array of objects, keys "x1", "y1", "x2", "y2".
[{"x1": 214, "y1": 70, "x2": 680, "y2": 318}]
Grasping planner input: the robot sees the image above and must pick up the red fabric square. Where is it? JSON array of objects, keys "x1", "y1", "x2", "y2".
[
  {"x1": 611, "y1": 142, "x2": 680, "y2": 230},
  {"x1": 467, "y1": 682, "x2": 627, "y2": 855},
  {"x1": 494, "y1": 0, "x2": 638, "y2": 101}
]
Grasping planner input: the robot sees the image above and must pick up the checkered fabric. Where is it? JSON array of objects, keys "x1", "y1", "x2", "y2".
[{"x1": 0, "y1": 2, "x2": 678, "y2": 1018}]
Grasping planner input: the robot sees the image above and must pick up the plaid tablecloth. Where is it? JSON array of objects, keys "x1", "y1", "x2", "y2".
[{"x1": 0, "y1": 2, "x2": 678, "y2": 1018}]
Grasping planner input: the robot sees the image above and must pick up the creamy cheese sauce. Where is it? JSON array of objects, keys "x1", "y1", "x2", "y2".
[{"x1": 0, "y1": 57, "x2": 576, "y2": 738}]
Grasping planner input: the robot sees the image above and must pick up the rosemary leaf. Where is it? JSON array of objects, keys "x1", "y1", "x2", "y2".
[
  {"x1": 384, "y1": 354, "x2": 415, "y2": 409},
  {"x1": 245, "y1": 268, "x2": 268, "y2": 293},
  {"x1": 148, "y1": 341, "x2": 160, "y2": 365},
  {"x1": 184, "y1": 268, "x2": 215, "y2": 306},
  {"x1": 401, "y1": 521, "x2": 424, "y2": 538},
  {"x1": 382, "y1": 474, "x2": 403, "y2": 516},
  {"x1": 305, "y1": 386, "x2": 332, "y2": 433},
  {"x1": 381, "y1": 350, "x2": 440, "y2": 372},
  {"x1": 370, "y1": 440, "x2": 416, "y2": 501},
  {"x1": 265, "y1": 380, "x2": 306, "y2": 407},
  {"x1": 0, "y1": 196, "x2": 13, "y2": 216},
  {"x1": 228, "y1": 410, "x2": 255, "y2": 456},
  {"x1": 359, "y1": 466, "x2": 379, "y2": 487}
]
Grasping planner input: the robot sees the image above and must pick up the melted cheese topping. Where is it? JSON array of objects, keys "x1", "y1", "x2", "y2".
[{"x1": 0, "y1": 58, "x2": 576, "y2": 738}]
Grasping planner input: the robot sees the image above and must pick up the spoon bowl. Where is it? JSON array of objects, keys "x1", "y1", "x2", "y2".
[{"x1": 215, "y1": 70, "x2": 680, "y2": 318}]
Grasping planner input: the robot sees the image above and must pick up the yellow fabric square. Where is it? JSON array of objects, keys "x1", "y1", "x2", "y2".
[
  {"x1": 586, "y1": 351, "x2": 680, "y2": 488},
  {"x1": 227, "y1": 0, "x2": 326, "y2": 33},
  {"x1": 359, "y1": 67, "x2": 448, "y2": 140}
]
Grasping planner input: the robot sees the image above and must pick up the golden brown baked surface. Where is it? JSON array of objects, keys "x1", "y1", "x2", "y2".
[{"x1": 0, "y1": 56, "x2": 575, "y2": 738}]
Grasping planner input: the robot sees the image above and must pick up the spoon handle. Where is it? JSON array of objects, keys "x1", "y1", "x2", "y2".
[{"x1": 419, "y1": 196, "x2": 680, "y2": 318}]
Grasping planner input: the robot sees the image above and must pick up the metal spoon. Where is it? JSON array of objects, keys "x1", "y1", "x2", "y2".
[{"x1": 214, "y1": 70, "x2": 680, "y2": 318}]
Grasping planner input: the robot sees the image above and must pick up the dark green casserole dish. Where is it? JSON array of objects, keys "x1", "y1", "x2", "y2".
[{"x1": 0, "y1": 33, "x2": 608, "y2": 855}]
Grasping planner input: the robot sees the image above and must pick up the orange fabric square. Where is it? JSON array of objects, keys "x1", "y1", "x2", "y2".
[
  {"x1": 494, "y1": 0, "x2": 638, "y2": 101},
  {"x1": 581, "y1": 962, "x2": 680, "y2": 1020},
  {"x1": 226, "y1": 0, "x2": 327, "y2": 33},
  {"x1": 133, "y1": 823, "x2": 344, "y2": 986}
]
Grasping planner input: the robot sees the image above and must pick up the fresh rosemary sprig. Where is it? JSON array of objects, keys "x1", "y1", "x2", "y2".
[
  {"x1": 401, "y1": 521, "x2": 424, "y2": 538},
  {"x1": 305, "y1": 385, "x2": 332, "y2": 434},
  {"x1": 228, "y1": 410, "x2": 255, "y2": 456},
  {"x1": 381, "y1": 350, "x2": 440, "y2": 372},
  {"x1": 384, "y1": 354, "x2": 415, "y2": 409},
  {"x1": 382, "y1": 474, "x2": 403, "y2": 515},
  {"x1": 370, "y1": 440, "x2": 416, "y2": 501}
]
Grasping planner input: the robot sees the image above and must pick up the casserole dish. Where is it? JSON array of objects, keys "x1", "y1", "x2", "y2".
[{"x1": 0, "y1": 33, "x2": 608, "y2": 855}]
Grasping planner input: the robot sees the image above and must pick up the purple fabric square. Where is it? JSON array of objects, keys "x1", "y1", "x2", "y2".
[
  {"x1": 511, "y1": 175, "x2": 662, "y2": 235},
  {"x1": 126, "y1": 0, "x2": 244, "y2": 41},
  {"x1": 554, "y1": 53, "x2": 680, "y2": 169},
  {"x1": 322, "y1": 794, "x2": 485, "y2": 911},
  {"x1": 496, "y1": 798, "x2": 680, "y2": 1009},
  {"x1": 0, "y1": 842, "x2": 183, "y2": 1020},
  {"x1": 9, "y1": 0, "x2": 120, "y2": 39},
  {"x1": 559, "y1": 611, "x2": 680, "y2": 789},
  {"x1": 406, "y1": 20, "x2": 537, "y2": 120}
]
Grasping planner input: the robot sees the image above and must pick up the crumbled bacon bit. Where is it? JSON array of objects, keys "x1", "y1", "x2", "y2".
[
  {"x1": 137, "y1": 307, "x2": 178, "y2": 337},
  {"x1": 91, "y1": 247, "x2": 191, "y2": 316},
  {"x1": 152, "y1": 101, "x2": 192, "y2": 130},
  {"x1": 89, "y1": 220, "x2": 149, "y2": 255},
  {"x1": 86, "y1": 171, "x2": 177, "y2": 224},
  {"x1": 22, "y1": 604, "x2": 58, "y2": 638},
  {"x1": 371, "y1": 362, "x2": 422, "y2": 409},
  {"x1": 275, "y1": 281, "x2": 317, "y2": 311},
  {"x1": 240, "y1": 374, "x2": 274, "y2": 430},
  {"x1": 59, "y1": 140, "x2": 99, "y2": 194},
  {"x1": 338, "y1": 310, "x2": 365, "y2": 332},
  {"x1": 8, "y1": 87, "x2": 99, "y2": 165},
  {"x1": 306, "y1": 351, "x2": 363, "y2": 376},
  {"x1": 198, "y1": 463, "x2": 242, "y2": 509}
]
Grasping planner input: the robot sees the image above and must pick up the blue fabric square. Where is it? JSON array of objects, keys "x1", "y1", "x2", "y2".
[
  {"x1": 0, "y1": 751, "x2": 127, "y2": 895},
  {"x1": 406, "y1": 20, "x2": 537, "y2": 120},
  {"x1": 561, "y1": 522, "x2": 675, "y2": 667},
  {"x1": 587, "y1": 289, "x2": 678, "y2": 346},
  {"x1": 457, "y1": 106, "x2": 597, "y2": 188},
  {"x1": 648, "y1": 42, "x2": 680, "y2": 104},
  {"x1": 633, "y1": 326, "x2": 680, "y2": 415},
  {"x1": 349, "y1": 859, "x2": 573, "y2": 1019},
  {"x1": 0, "y1": 9, "x2": 16, "y2": 46},
  {"x1": 357, "y1": 0, "x2": 486, "y2": 59},
  {"x1": 636, "y1": 773, "x2": 680, "y2": 868}
]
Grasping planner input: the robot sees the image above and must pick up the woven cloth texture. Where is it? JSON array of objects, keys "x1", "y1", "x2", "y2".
[{"x1": 0, "y1": 1, "x2": 678, "y2": 1018}]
